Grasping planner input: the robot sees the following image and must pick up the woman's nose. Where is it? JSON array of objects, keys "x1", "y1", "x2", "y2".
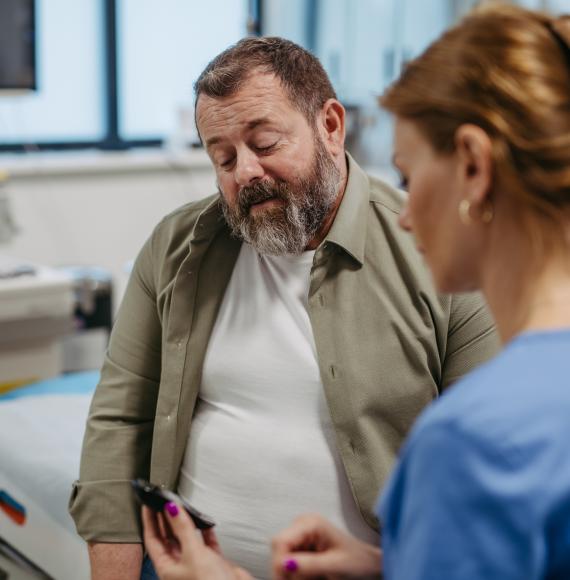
[{"x1": 398, "y1": 203, "x2": 412, "y2": 232}]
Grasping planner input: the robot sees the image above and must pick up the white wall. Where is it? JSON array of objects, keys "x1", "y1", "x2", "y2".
[{"x1": 0, "y1": 150, "x2": 217, "y2": 310}]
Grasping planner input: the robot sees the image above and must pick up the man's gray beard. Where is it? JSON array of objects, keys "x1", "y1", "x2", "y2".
[{"x1": 219, "y1": 140, "x2": 341, "y2": 256}]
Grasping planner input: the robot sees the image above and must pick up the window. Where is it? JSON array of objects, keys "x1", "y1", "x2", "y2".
[
  {"x1": 1, "y1": 0, "x2": 567, "y2": 153},
  {"x1": 0, "y1": 0, "x2": 252, "y2": 152},
  {"x1": 0, "y1": 0, "x2": 105, "y2": 145},
  {"x1": 117, "y1": 0, "x2": 248, "y2": 141}
]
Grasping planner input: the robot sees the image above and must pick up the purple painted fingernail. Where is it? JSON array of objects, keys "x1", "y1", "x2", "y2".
[
  {"x1": 284, "y1": 559, "x2": 298, "y2": 573},
  {"x1": 165, "y1": 502, "x2": 179, "y2": 517}
]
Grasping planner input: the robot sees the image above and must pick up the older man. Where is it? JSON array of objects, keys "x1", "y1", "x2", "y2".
[{"x1": 69, "y1": 37, "x2": 499, "y2": 580}]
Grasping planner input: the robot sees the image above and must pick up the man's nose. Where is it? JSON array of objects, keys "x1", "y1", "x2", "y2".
[{"x1": 234, "y1": 150, "x2": 264, "y2": 188}]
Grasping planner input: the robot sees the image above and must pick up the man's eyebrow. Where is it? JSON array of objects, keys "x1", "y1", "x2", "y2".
[{"x1": 205, "y1": 136, "x2": 222, "y2": 149}]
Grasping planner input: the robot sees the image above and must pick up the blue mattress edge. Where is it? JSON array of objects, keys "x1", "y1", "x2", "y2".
[{"x1": 0, "y1": 371, "x2": 99, "y2": 401}]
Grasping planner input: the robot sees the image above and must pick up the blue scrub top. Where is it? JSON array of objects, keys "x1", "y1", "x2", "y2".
[{"x1": 378, "y1": 330, "x2": 570, "y2": 580}]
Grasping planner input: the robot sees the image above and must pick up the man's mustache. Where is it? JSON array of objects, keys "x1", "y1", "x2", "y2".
[{"x1": 238, "y1": 180, "x2": 286, "y2": 214}]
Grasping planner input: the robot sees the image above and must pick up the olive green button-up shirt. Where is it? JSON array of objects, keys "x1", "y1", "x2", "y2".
[{"x1": 69, "y1": 155, "x2": 499, "y2": 542}]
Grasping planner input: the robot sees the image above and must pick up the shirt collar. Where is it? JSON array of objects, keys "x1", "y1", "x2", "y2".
[
  {"x1": 194, "y1": 153, "x2": 370, "y2": 263},
  {"x1": 323, "y1": 153, "x2": 369, "y2": 266},
  {"x1": 192, "y1": 196, "x2": 227, "y2": 243}
]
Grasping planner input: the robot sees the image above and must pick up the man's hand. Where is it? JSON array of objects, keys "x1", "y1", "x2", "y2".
[
  {"x1": 88, "y1": 542, "x2": 143, "y2": 580},
  {"x1": 142, "y1": 504, "x2": 252, "y2": 580},
  {"x1": 271, "y1": 514, "x2": 382, "y2": 579}
]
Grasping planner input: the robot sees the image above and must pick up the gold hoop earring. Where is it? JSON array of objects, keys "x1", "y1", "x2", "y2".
[
  {"x1": 458, "y1": 199, "x2": 472, "y2": 226},
  {"x1": 481, "y1": 203, "x2": 494, "y2": 224}
]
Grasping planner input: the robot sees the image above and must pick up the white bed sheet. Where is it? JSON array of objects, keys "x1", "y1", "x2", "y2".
[{"x1": 0, "y1": 392, "x2": 92, "y2": 579}]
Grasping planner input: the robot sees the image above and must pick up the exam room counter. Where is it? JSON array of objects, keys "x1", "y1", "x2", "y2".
[{"x1": 0, "y1": 148, "x2": 217, "y2": 318}]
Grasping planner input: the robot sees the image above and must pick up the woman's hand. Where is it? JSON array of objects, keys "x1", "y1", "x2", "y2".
[
  {"x1": 142, "y1": 503, "x2": 252, "y2": 580},
  {"x1": 271, "y1": 514, "x2": 382, "y2": 579}
]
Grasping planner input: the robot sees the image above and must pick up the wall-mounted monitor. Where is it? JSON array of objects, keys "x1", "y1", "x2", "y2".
[{"x1": 0, "y1": 0, "x2": 36, "y2": 92}]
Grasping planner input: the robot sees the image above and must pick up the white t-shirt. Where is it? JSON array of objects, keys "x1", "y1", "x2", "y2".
[{"x1": 178, "y1": 243, "x2": 378, "y2": 579}]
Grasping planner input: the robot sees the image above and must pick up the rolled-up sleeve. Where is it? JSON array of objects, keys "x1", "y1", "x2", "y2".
[{"x1": 69, "y1": 233, "x2": 162, "y2": 542}]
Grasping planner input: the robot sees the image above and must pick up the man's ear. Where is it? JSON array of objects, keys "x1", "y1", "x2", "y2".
[
  {"x1": 455, "y1": 124, "x2": 494, "y2": 208},
  {"x1": 318, "y1": 99, "x2": 346, "y2": 156}
]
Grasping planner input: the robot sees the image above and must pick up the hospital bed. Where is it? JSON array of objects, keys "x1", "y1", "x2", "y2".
[{"x1": 0, "y1": 372, "x2": 98, "y2": 579}]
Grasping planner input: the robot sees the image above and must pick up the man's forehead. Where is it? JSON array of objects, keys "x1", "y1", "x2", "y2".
[{"x1": 196, "y1": 76, "x2": 302, "y2": 145}]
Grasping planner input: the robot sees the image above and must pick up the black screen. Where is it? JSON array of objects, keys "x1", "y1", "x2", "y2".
[{"x1": 0, "y1": 0, "x2": 36, "y2": 90}]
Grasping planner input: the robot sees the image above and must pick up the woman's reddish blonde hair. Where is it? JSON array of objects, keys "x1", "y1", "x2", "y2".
[{"x1": 381, "y1": 3, "x2": 570, "y2": 252}]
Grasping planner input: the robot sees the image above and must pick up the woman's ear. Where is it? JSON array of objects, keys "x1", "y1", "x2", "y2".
[
  {"x1": 318, "y1": 99, "x2": 346, "y2": 157},
  {"x1": 455, "y1": 124, "x2": 494, "y2": 209}
]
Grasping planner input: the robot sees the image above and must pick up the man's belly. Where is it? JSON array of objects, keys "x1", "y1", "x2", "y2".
[{"x1": 177, "y1": 399, "x2": 379, "y2": 580}]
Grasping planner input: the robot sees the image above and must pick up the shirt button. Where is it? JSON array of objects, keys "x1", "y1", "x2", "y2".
[
  {"x1": 176, "y1": 341, "x2": 183, "y2": 349},
  {"x1": 166, "y1": 414, "x2": 171, "y2": 421},
  {"x1": 318, "y1": 294, "x2": 325, "y2": 306},
  {"x1": 160, "y1": 483, "x2": 166, "y2": 489}
]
